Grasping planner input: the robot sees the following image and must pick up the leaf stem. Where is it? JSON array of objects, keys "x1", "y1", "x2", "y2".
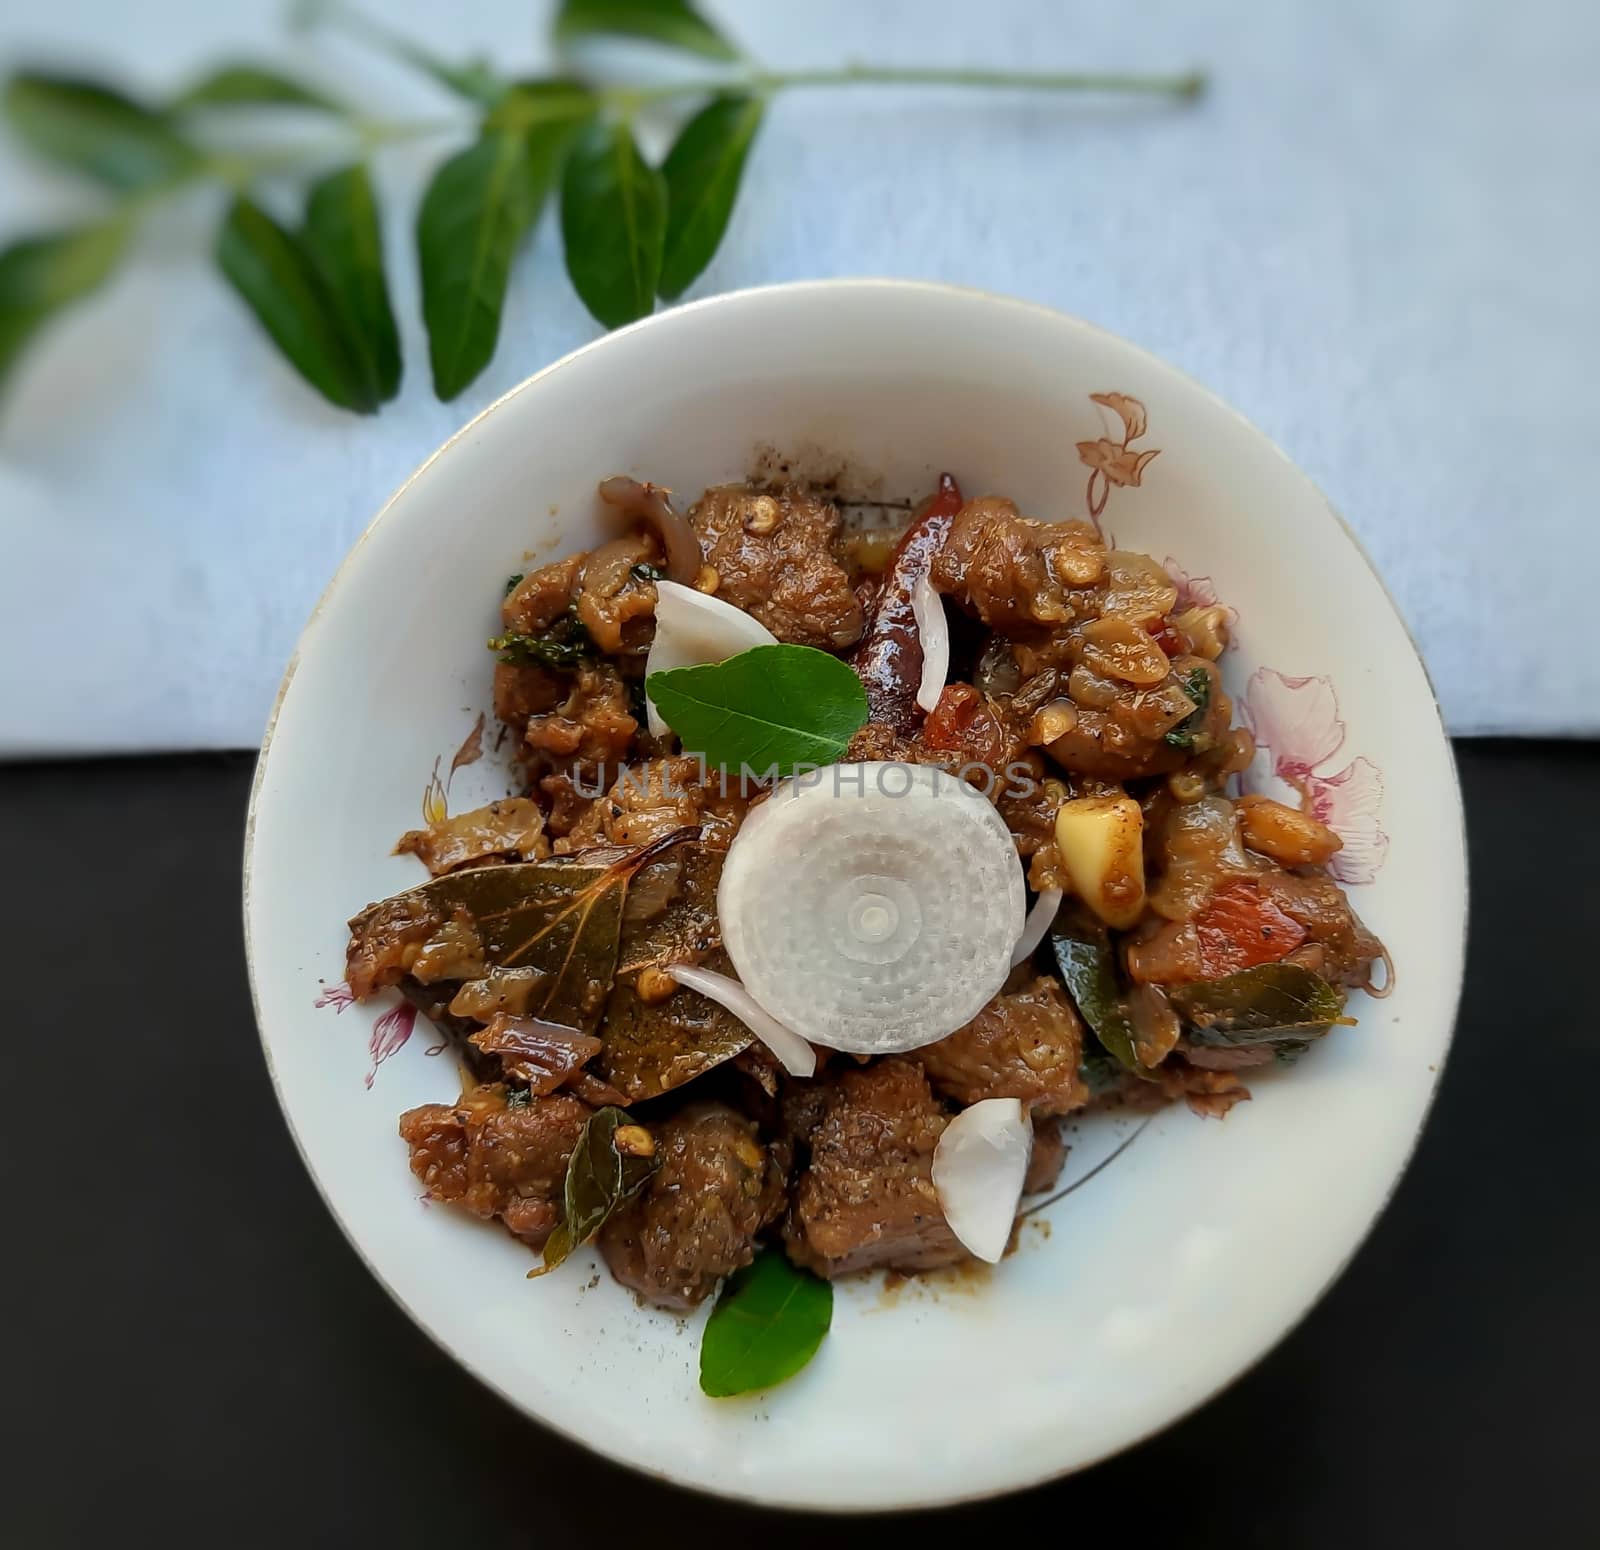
[
  {"x1": 767, "y1": 64, "x2": 1205, "y2": 97},
  {"x1": 294, "y1": 0, "x2": 506, "y2": 105},
  {"x1": 621, "y1": 63, "x2": 1206, "y2": 108}
]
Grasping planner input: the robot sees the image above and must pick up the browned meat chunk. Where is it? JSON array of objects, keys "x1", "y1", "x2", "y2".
[
  {"x1": 398, "y1": 1084, "x2": 590, "y2": 1248},
  {"x1": 346, "y1": 898, "x2": 487, "y2": 996},
  {"x1": 503, "y1": 553, "x2": 584, "y2": 634},
  {"x1": 688, "y1": 484, "x2": 864, "y2": 649},
  {"x1": 1156, "y1": 1062, "x2": 1253, "y2": 1119},
  {"x1": 345, "y1": 892, "x2": 438, "y2": 998},
  {"x1": 842, "y1": 717, "x2": 1006, "y2": 800},
  {"x1": 917, "y1": 683, "x2": 1024, "y2": 774},
  {"x1": 493, "y1": 661, "x2": 563, "y2": 727},
  {"x1": 784, "y1": 1059, "x2": 966, "y2": 1278},
  {"x1": 1096, "y1": 1058, "x2": 1255, "y2": 1120},
  {"x1": 1256, "y1": 868, "x2": 1386, "y2": 988},
  {"x1": 921, "y1": 976, "x2": 1090, "y2": 1116},
  {"x1": 1024, "y1": 1115, "x2": 1068, "y2": 1194},
  {"x1": 536, "y1": 770, "x2": 598, "y2": 841},
  {"x1": 502, "y1": 538, "x2": 659, "y2": 656},
  {"x1": 930, "y1": 496, "x2": 1106, "y2": 631},
  {"x1": 995, "y1": 751, "x2": 1065, "y2": 858},
  {"x1": 598, "y1": 1103, "x2": 786, "y2": 1310},
  {"x1": 1033, "y1": 649, "x2": 1221, "y2": 780},
  {"x1": 395, "y1": 797, "x2": 549, "y2": 875},
  {"x1": 522, "y1": 660, "x2": 638, "y2": 775},
  {"x1": 554, "y1": 755, "x2": 750, "y2": 855},
  {"x1": 929, "y1": 519, "x2": 1240, "y2": 781},
  {"x1": 1177, "y1": 1037, "x2": 1274, "y2": 1072}
]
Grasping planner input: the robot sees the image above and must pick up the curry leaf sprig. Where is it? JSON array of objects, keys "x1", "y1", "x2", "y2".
[
  {"x1": 0, "y1": 0, "x2": 1205, "y2": 410},
  {"x1": 646, "y1": 643, "x2": 869, "y2": 777}
]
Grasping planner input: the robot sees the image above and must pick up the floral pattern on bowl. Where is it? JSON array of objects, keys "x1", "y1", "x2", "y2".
[{"x1": 1240, "y1": 669, "x2": 1389, "y2": 885}]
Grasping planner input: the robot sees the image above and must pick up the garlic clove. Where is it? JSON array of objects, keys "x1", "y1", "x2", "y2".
[
  {"x1": 1053, "y1": 795, "x2": 1146, "y2": 929},
  {"x1": 932, "y1": 1098, "x2": 1033, "y2": 1263}
]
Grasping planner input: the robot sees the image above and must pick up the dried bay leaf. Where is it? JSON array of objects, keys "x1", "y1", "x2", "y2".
[
  {"x1": 596, "y1": 843, "x2": 752, "y2": 1100},
  {"x1": 347, "y1": 826, "x2": 695, "y2": 1035}
]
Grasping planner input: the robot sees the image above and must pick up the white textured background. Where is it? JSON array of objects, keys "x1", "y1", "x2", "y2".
[{"x1": 0, "y1": 0, "x2": 1595, "y2": 752}]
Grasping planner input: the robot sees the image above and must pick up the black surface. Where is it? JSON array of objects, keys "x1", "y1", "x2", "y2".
[{"x1": 1, "y1": 742, "x2": 1594, "y2": 1546}]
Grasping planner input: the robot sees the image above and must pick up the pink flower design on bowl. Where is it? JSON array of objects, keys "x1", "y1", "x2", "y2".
[
  {"x1": 1163, "y1": 555, "x2": 1239, "y2": 631},
  {"x1": 315, "y1": 981, "x2": 425, "y2": 1089},
  {"x1": 363, "y1": 1001, "x2": 419, "y2": 1090},
  {"x1": 1240, "y1": 668, "x2": 1389, "y2": 885}
]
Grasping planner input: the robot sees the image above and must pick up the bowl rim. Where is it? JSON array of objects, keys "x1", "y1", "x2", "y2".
[{"x1": 242, "y1": 276, "x2": 1469, "y2": 1511}]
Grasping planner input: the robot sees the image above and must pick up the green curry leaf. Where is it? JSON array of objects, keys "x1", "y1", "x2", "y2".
[
  {"x1": 658, "y1": 93, "x2": 763, "y2": 300},
  {"x1": 0, "y1": 218, "x2": 131, "y2": 386},
  {"x1": 215, "y1": 195, "x2": 381, "y2": 412},
  {"x1": 700, "y1": 1250, "x2": 833, "y2": 1397},
  {"x1": 1164, "y1": 664, "x2": 1212, "y2": 749},
  {"x1": 554, "y1": 0, "x2": 738, "y2": 62},
  {"x1": 171, "y1": 64, "x2": 345, "y2": 114},
  {"x1": 1169, "y1": 962, "x2": 1348, "y2": 1046},
  {"x1": 646, "y1": 644, "x2": 869, "y2": 777},
  {"x1": 304, "y1": 163, "x2": 401, "y2": 402},
  {"x1": 1050, "y1": 915, "x2": 1152, "y2": 1078},
  {"x1": 4, "y1": 71, "x2": 202, "y2": 191},
  {"x1": 536, "y1": 1105, "x2": 659, "y2": 1275},
  {"x1": 559, "y1": 119, "x2": 667, "y2": 329},
  {"x1": 416, "y1": 130, "x2": 536, "y2": 401}
]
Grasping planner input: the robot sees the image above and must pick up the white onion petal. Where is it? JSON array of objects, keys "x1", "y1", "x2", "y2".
[
  {"x1": 910, "y1": 574, "x2": 949, "y2": 714},
  {"x1": 644, "y1": 580, "x2": 777, "y2": 738},
  {"x1": 1010, "y1": 887, "x2": 1063, "y2": 967},
  {"x1": 932, "y1": 1098, "x2": 1033, "y2": 1264},
  {"x1": 666, "y1": 962, "x2": 816, "y2": 1078},
  {"x1": 718, "y1": 762, "x2": 1026, "y2": 1055}
]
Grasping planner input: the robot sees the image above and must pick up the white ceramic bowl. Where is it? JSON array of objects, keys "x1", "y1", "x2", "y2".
[{"x1": 244, "y1": 281, "x2": 1466, "y2": 1511}]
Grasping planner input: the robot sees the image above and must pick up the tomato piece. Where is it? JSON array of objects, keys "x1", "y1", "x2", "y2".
[
  {"x1": 1194, "y1": 880, "x2": 1307, "y2": 977},
  {"x1": 918, "y1": 683, "x2": 1010, "y2": 770}
]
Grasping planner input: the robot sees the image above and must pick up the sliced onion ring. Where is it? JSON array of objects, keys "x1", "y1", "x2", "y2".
[
  {"x1": 718, "y1": 762, "x2": 1026, "y2": 1055},
  {"x1": 932, "y1": 1098, "x2": 1033, "y2": 1263},
  {"x1": 666, "y1": 963, "x2": 817, "y2": 1078},
  {"x1": 1010, "y1": 887, "x2": 1063, "y2": 967},
  {"x1": 911, "y1": 575, "x2": 949, "y2": 714},
  {"x1": 644, "y1": 581, "x2": 778, "y2": 738}
]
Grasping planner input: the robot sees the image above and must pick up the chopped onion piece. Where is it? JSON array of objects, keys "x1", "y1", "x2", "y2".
[
  {"x1": 1010, "y1": 887, "x2": 1063, "y2": 967},
  {"x1": 910, "y1": 575, "x2": 949, "y2": 714},
  {"x1": 597, "y1": 476, "x2": 701, "y2": 584},
  {"x1": 932, "y1": 1098, "x2": 1032, "y2": 1263},
  {"x1": 644, "y1": 580, "x2": 778, "y2": 738},
  {"x1": 718, "y1": 762, "x2": 1026, "y2": 1054},
  {"x1": 666, "y1": 962, "x2": 816, "y2": 1078}
]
